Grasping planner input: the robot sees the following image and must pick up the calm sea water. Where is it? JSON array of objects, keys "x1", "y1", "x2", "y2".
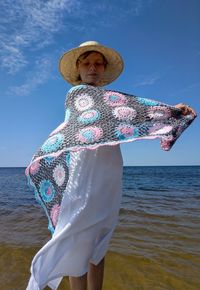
[{"x1": 0, "y1": 166, "x2": 200, "y2": 290}]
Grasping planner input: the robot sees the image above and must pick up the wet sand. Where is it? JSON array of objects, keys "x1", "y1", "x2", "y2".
[{"x1": 1, "y1": 239, "x2": 199, "y2": 290}]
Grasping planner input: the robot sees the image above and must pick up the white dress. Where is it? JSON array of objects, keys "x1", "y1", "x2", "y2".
[{"x1": 26, "y1": 144, "x2": 123, "y2": 290}]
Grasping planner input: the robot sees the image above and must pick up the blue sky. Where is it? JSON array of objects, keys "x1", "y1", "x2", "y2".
[{"x1": 0, "y1": 0, "x2": 199, "y2": 167}]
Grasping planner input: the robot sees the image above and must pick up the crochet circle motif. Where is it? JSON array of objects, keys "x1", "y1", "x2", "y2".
[
  {"x1": 149, "y1": 124, "x2": 173, "y2": 135},
  {"x1": 53, "y1": 164, "x2": 65, "y2": 187},
  {"x1": 77, "y1": 126, "x2": 103, "y2": 143},
  {"x1": 68, "y1": 85, "x2": 87, "y2": 94},
  {"x1": 66, "y1": 152, "x2": 71, "y2": 167},
  {"x1": 136, "y1": 97, "x2": 160, "y2": 106},
  {"x1": 44, "y1": 156, "x2": 55, "y2": 165},
  {"x1": 148, "y1": 106, "x2": 171, "y2": 120},
  {"x1": 50, "y1": 204, "x2": 61, "y2": 227},
  {"x1": 103, "y1": 91, "x2": 128, "y2": 106},
  {"x1": 75, "y1": 94, "x2": 94, "y2": 111},
  {"x1": 115, "y1": 123, "x2": 139, "y2": 139},
  {"x1": 39, "y1": 180, "x2": 55, "y2": 203},
  {"x1": 78, "y1": 109, "x2": 101, "y2": 124},
  {"x1": 41, "y1": 133, "x2": 64, "y2": 153},
  {"x1": 29, "y1": 160, "x2": 40, "y2": 175},
  {"x1": 65, "y1": 108, "x2": 71, "y2": 122},
  {"x1": 113, "y1": 106, "x2": 137, "y2": 120}
]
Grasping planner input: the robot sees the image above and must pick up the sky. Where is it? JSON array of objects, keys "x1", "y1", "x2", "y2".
[{"x1": 0, "y1": 0, "x2": 199, "y2": 167}]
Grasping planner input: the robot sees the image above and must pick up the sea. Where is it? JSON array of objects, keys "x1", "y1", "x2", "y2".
[{"x1": 0, "y1": 166, "x2": 199, "y2": 290}]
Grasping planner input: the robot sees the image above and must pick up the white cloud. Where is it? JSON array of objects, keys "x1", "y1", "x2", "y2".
[
  {"x1": 23, "y1": 0, "x2": 75, "y2": 32},
  {"x1": 0, "y1": 0, "x2": 79, "y2": 74},
  {"x1": 0, "y1": 0, "x2": 154, "y2": 94},
  {"x1": 132, "y1": 73, "x2": 160, "y2": 88},
  {"x1": 75, "y1": 0, "x2": 154, "y2": 26},
  {"x1": 1, "y1": 43, "x2": 28, "y2": 74},
  {"x1": 0, "y1": 0, "x2": 153, "y2": 75},
  {"x1": 8, "y1": 57, "x2": 53, "y2": 96}
]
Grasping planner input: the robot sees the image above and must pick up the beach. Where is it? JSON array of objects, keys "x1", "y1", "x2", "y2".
[{"x1": 0, "y1": 166, "x2": 199, "y2": 290}]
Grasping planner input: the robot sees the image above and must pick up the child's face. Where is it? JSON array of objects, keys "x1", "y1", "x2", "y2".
[{"x1": 77, "y1": 52, "x2": 105, "y2": 86}]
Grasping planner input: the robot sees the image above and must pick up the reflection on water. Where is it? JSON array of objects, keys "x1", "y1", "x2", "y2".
[{"x1": 0, "y1": 166, "x2": 200, "y2": 289}]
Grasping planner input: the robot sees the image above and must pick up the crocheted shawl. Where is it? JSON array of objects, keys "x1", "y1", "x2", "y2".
[{"x1": 25, "y1": 84, "x2": 196, "y2": 234}]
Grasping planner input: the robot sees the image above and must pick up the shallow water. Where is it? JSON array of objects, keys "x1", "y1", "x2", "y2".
[{"x1": 0, "y1": 166, "x2": 200, "y2": 289}]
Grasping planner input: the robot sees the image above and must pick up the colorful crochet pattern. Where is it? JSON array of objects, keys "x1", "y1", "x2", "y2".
[{"x1": 25, "y1": 84, "x2": 196, "y2": 234}]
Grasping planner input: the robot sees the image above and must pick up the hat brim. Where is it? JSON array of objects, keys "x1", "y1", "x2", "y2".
[{"x1": 59, "y1": 44, "x2": 124, "y2": 86}]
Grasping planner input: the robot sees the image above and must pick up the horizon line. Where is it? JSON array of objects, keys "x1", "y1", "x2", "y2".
[{"x1": 0, "y1": 164, "x2": 200, "y2": 168}]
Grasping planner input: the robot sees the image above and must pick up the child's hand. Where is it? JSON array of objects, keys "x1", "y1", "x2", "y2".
[{"x1": 175, "y1": 103, "x2": 197, "y2": 117}]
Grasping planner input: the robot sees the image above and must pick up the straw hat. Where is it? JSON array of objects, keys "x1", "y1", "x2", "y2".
[{"x1": 59, "y1": 41, "x2": 124, "y2": 86}]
